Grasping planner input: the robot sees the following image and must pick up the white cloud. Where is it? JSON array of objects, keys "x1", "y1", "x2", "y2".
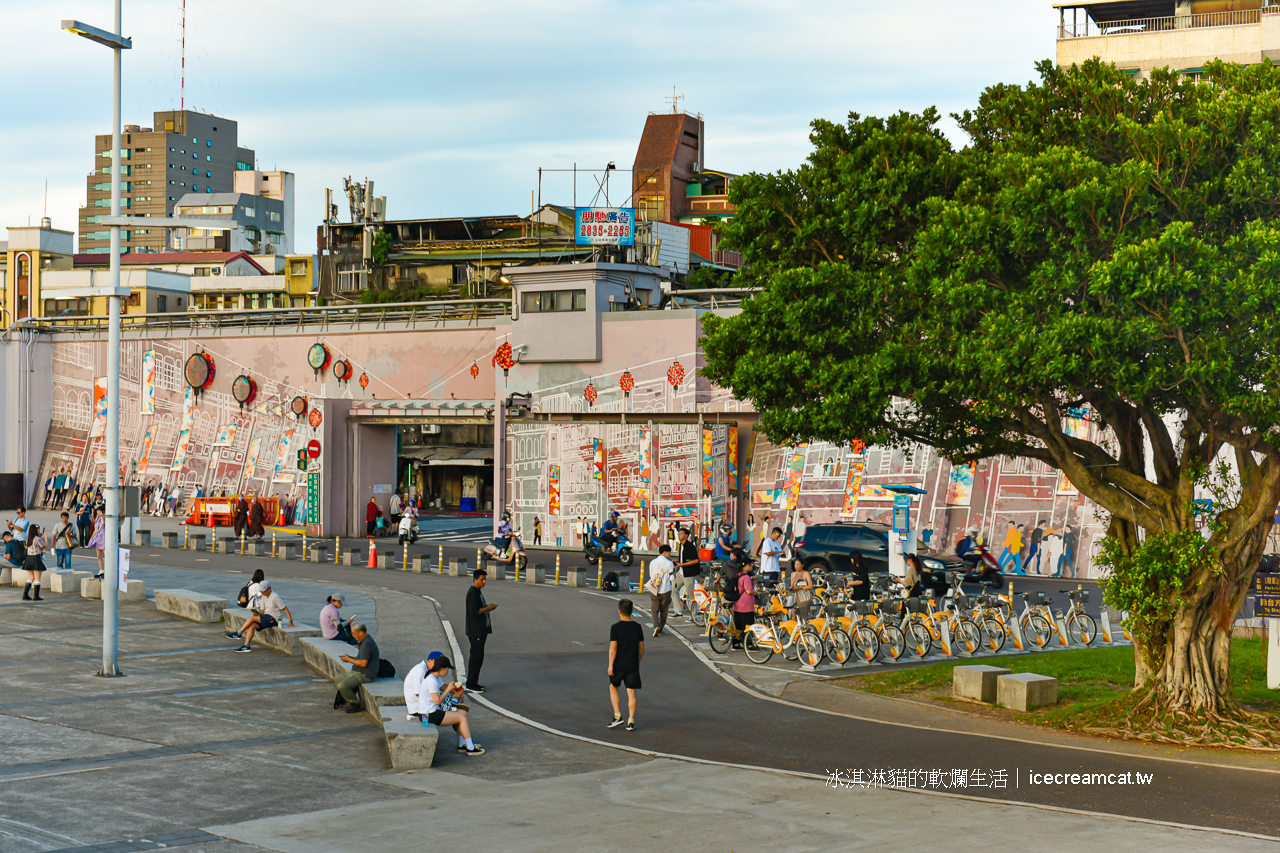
[{"x1": 0, "y1": 0, "x2": 1053, "y2": 247}]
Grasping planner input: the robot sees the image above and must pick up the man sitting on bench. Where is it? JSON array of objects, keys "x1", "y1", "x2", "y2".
[
  {"x1": 225, "y1": 579, "x2": 295, "y2": 653},
  {"x1": 335, "y1": 622, "x2": 380, "y2": 713}
]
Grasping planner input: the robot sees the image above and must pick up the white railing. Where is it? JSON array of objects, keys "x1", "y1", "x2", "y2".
[{"x1": 1059, "y1": 7, "x2": 1272, "y2": 38}]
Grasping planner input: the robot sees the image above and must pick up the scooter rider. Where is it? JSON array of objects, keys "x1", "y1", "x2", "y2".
[
  {"x1": 496, "y1": 511, "x2": 514, "y2": 550},
  {"x1": 956, "y1": 527, "x2": 979, "y2": 560},
  {"x1": 600, "y1": 511, "x2": 622, "y2": 553},
  {"x1": 714, "y1": 523, "x2": 735, "y2": 560}
]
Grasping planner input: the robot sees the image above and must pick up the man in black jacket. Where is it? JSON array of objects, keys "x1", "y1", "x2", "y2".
[{"x1": 465, "y1": 569, "x2": 497, "y2": 693}]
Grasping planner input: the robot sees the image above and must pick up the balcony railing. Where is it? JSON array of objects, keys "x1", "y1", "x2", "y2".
[
  {"x1": 11, "y1": 299, "x2": 511, "y2": 335},
  {"x1": 1059, "y1": 7, "x2": 1272, "y2": 38}
]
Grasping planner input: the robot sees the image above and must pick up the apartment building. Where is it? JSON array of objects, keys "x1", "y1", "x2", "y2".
[
  {"x1": 169, "y1": 192, "x2": 287, "y2": 256},
  {"x1": 78, "y1": 110, "x2": 256, "y2": 255},
  {"x1": 1056, "y1": 0, "x2": 1280, "y2": 76}
]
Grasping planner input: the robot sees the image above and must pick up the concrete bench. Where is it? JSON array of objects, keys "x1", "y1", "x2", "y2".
[
  {"x1": 50, "y1": 570, "x2": 90, "y2": 594},
  {"x1": 223, "y1": 608, "x2": 320, "y2": 655},
  {"x1": 134, "y1": 530, "x2": 152, "y2": 546},
  {"x1": 381, "y1": 709, "x2": 440, "y2": 770},
  {"x1": 566, "y1": 568, "x2": 589, "y2": 588},
  {"x1": 162, "y1": 531, "x2": 179, "y2": 548},
  {"x1": 277, "y1": 541, "x2": 297, "y2": 560},
  {"x1": 952, "y1": 665, "x2": 1011, "y2": 704},
  {"x1": 154, "y1": 588, "x2": 228, "y2": 623},
  {"x1": 996, "y1": 672, "x2": 1058, "y2": 711},
  {"x1": 309, "y1": 543, "x2": 331, "y2": 563},
  {"x1": 81, "y1": 577, "x2": 146, "y2": 601},
  {"x1": 525, "y1": 565, "x2": 546, "y2": 584}
]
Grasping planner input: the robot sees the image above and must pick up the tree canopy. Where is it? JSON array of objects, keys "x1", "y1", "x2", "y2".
[{"x1": 702, "y1": 59, "x2": 1280, "y2": 721}]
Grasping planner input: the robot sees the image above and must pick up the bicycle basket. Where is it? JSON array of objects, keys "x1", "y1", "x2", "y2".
[
  {"x1": 852, "y1": 601, "x2": 874, "y2": 617},
  {"x1": 907, "y1": 598, "x2": 929, "y2": 614},
  {"x1": 824, "y1": 602, "x2": 843, "y2": 617},
  {"x1": 1079, "y1": 589, "x2": 1090, "y2": 603}
]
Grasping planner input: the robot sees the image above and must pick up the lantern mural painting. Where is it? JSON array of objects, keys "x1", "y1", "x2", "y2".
[
  {"x1": 136, "y1": 425, "x2": 156, "y2": 476},
  {"x1": 184, "y1": 352, "x2": 216, "y2": 391},
  {"x1": 90, "y1": 377, "x2": 108, "y2": 439},
  {"x1": 333, "y1": 360, "x2": 353, "y2": 383},
  {"x1": 291, "y1": 397, "x2": 308, "y2": 419},
  {"x1": 140, "y1": 350, "x2": 156, "y2": 414},
  {"x1": 307, "y1": 343, "x2": 332, "y2": 375},
  {"x1": 244, "y1": 438, "x2": 263, "y2": 481},
  {"x1": 945, "y1": 463, "x2": 975, "y2": 507},
  {"x1": 231, "y1": 375, "x2": 258, "y2": 410},
  {"x1": 619, "y1": 371, "x2": 634, "y2": 399},
  {"x1": 548, "y1": 464, "x2": 560, "y2": 516},
  {"x1": 840, "y1": 459, "x2": 865, "y2": 517},
  {"x1": 470, "y1": 362, "x2": 479, "y2": 379},
  {"x1": 574, "y1": 207, "x2": 635, "y2": 247},
  {"x1": 359, "y1": 373, "x2": 369, "y2": 390},
  {"x1": 308, "y1": 408, "x2": 323, "y2": 429},
  {"x1": 495, "y1": 343, "x2": 515, "y2": 379},
  {"x1": 667, "y1": 361, "x2": 685, "y2": 388},
  {"x1": 584, "y1": 383, "x2": 597, "y2": 408},
  {"x1": 212, "y1": 425, "x2": 238, "y2": 448}
]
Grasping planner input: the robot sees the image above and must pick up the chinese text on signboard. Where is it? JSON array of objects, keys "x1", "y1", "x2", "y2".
[{"x1": 575, "y1": 208, "x2": 635, "y2": 246}]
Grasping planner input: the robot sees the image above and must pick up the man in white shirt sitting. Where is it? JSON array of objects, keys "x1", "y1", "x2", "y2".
[
  {"x1": 225, "y1": 579, "x2": 294, "y2": 653},
  {"x1": 403, "y1": 651, "x2": 444, "y2": 719},
  {"x1": 647, "y1": 544, "x2": 676, "y2": 638}
]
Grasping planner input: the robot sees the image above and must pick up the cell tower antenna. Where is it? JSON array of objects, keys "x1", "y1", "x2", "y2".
[
  {"x1": 181, "y1": 0, "x2": 186, "y2": 111},
  {"x1": 666, "y1": 86, "x2": 684, "y2": 114}
]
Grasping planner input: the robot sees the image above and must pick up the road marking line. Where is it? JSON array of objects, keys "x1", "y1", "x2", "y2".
[{"x1": 418, "y1": 591, "x2": 1280, "y2": 844}]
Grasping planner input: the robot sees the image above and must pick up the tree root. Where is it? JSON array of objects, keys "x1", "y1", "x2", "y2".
[{"x1": 1076, "y1": 694, "x2": 1280, "y2": 750}]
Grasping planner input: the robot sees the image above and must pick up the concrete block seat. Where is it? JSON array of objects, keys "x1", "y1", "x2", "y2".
[
  {"x1": 952, "y1": 665, "x2": 1011, "y2": 704},
  {"x1": 223, "y1": 608, "x2": 320, "y2": 655},
  {"x1": 155, "y1": 588, "x2": 228, "y2": 623},
  {"x1": 997, "y1": 672, "x2": 1058, "y2": 711},
  {"x1": 49, "y1": 570, "x2": 90, "y2": 594},
  {"x1": 81, "y1": 577, "x2": 146, "y2": 601},
  {"x1": 299, "y1": 636, "x2": 435, "y2": 769}
]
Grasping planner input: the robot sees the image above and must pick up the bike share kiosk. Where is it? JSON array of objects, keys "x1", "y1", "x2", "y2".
[{"x1": 883, "y1": 484, "x2": 928, "y2": 578}]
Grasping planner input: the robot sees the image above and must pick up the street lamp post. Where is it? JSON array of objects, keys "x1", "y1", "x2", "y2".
[{"x1": 64, "y1": 6, "x2": 132, "y2": 677}]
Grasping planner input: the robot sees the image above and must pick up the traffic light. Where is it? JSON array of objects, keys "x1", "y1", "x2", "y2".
[{"x1": 297, "y1": 449, "x2": 308, "y2": 471}]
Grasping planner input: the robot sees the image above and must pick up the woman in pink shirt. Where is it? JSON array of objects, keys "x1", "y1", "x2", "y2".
[{"x1": 730, "y1": 556, "x2": 756, "y2": 649}]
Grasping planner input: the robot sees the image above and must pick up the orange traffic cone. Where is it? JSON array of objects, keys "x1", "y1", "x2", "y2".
[{"x1": 367, "y1": 540, "x2": 377, "y2": 568}]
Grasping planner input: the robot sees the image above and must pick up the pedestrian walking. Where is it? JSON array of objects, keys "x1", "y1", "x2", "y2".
[
  {"x1": 52, "y1": 511, "x2": 78, "y2": 571},
  {"x1": 389, "y1": 491, "x2": 402, "y2": 529},
  {"x1": 249, "y1": 496, "x2": 266, "y2": 539},
  {"x1": 88, "y1": 508, "x2": 107, "y2": 579},
  {"x1": 646, "y1": 545, "x2": 675, "y2": 637},
  {"x1": 465, "y1": 568, "x2": 497, "y2": 693},
  {"x1": 533, "y1": 516, "x2": 542, "y2": 545},
  {"x1": 22, "y1": 525, "x2": 47, "y2": 601},
  {"x1": 607, "y1": 598, "x2": 644, "y2": 731},
  {"x1": 232, "y1": 496, "x2": 249, "y2": 537},
  {"x1": 790, "y1": 557, "x2": 814, "y2": 621},
  {"x1": 674, "y1": 526, "x2": 700, "y2": 617},
  {"x1": 760, "y1": 526, "x2": 784, "y2": 585},
  {"x1": 334, "y1": 622, "x2": 379, "y2": 712},
  {"x1": 365, "y1": 497, "x2": 381, "y2": 537}
]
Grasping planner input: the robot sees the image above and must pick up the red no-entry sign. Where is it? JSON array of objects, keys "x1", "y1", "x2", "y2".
[{"x1": 307, "y1": 440, "x2": 322, "y2": 459}]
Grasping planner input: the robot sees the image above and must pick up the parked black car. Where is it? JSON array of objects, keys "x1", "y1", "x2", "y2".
[{"x1": 793, "y1": 522, "x2": 989, "y2": 593}]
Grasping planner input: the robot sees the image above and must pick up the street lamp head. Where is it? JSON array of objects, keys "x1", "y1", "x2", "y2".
[{"x1": 61, "y1": 20, "x2": 132, "y2": 50}]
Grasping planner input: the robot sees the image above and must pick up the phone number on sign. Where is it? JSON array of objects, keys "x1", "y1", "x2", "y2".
[{"x1": 579, "y1": 223, "x2": 632, "y2": 239}]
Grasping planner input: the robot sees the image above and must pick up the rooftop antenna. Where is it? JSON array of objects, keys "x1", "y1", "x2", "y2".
[
  {"x1": 181, "y1": 0, "x2": 186, "y2": 111},
  {"x1": 44, "y1": 179, "x2": 48, "y2": 219},
  {"x1": 666, "y1": 86, "x2": 684, "y2": 114}
]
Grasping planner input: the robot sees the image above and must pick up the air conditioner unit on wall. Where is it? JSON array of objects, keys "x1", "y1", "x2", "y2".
[{"x1": 421, "y1": 424, "x2": 441, "y2": 435}]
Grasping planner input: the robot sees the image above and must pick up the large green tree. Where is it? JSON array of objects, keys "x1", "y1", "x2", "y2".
[{"x1": 703, "y1": 59, "x2": 1280, "y2": 726}]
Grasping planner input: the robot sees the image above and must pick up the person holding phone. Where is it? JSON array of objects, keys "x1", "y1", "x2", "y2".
[{"x1": 424, "y1": 656, "x2": 484, "y2": 755}]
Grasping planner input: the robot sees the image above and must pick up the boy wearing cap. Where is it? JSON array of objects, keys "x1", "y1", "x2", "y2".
[
  {"x1": 226, "y1": 579, "x2": 294, "y2": 653},
  {"x1": 403, "y1": 650, "x2": 444, "y2": 719}
]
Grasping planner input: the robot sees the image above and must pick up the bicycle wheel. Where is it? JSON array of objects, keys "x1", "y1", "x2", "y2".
[
  {"x1": 826, "y1": 627, "x2": 854, "y2": 664},
  {"x1": 953, "y1": 619, "x2": 982, "y2": 656},
  {"x1": 851, "y1": 625, "x2": 880, "y2": 662},
  {"x1": 708, "y1": 624, "x2": 733, "y2": 655},
  {"x1": 744, "y1": 631, "x2": 774, "y2": 664},
  {"x1": 877, "y1": 623, "x2": 906, "y2": 661},
  {"x1": 981, "y1": 618, "x2": 1007, "y2": 654},
  {"x1": 691, "y1": 604, "x2": 707, "y2": 628},
  {"x1": 1069, "y1": 613, "x2": 1097, "y2": 646},
  {"x1": 1022, "y1": 613, "x2": 1054, "y2": 649},
  {"x1": 905, "y1": 619, "x2": 933, "y2": 658},
  {"x1": 782, "y1": 626, "x2": 802, "y2": 661},
  {"x1": 798, "y1": 629, "x2": 825, "y2": 666}
]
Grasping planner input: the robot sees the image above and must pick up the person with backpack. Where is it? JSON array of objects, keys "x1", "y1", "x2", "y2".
[
  {"x1": 225, "y1": 579, "x2": 294, "y2": 653},
  {"x1": 335, "y1": 622, "x2": 380, "y2": 713},
  {"x1": 724, "y1": 553, "x2": 756, "y2": 649},
  {"x1": 76, "y1": 495, "x2": 93, "y2": 547},
  {"x1": 674, "y1": 526, "x2": 700, "y2": 617},
  {"x1": 645, "y1": 544, "x2": 676, "y2": 638},
  {"x1": 238, "y1": 569, "x2": 266, "y2": 608},
  {"x1": 52, "y1": 511, "x2": 78, "y2": 571}
]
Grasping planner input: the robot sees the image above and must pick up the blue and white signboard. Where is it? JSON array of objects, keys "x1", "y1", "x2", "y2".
[{"x1": 575, "y1": 207, "x2": 636, "y2": 247}]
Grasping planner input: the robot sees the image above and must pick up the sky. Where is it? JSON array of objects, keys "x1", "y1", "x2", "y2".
[{"x1": 0, "y1": 0, "x2": 1056, "y2": 250}]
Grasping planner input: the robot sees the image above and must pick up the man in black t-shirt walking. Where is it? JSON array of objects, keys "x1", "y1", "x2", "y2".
[
  {"x1": 674, "y1": 526, "x2": 701, "y2": 618},
  {"x1": 607, "y1": 598, "x2": 644, "y2": 732}
]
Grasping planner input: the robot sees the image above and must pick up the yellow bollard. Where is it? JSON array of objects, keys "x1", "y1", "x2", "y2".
[
  {"x1": 403, "y1": 542, "x2": 409, "y2": 571},
  {"x1": 476, "y1": 548, "x2": 482, "y2": 570},
  {"x1": 212, "y1": 525, "x2": 218, "y2": 552},
  {"x1": 184, "y1": 524, "x2": 189, "y2": 550},
  {"x1": 272, "y1": 531, "x2": 277, "y2": 557},
  {"x1": 640, "y1": 560, "x2": 646, "y2": 594},
  {"x1": 240, "y1": 529, "x2": 246, "y2": 555},
  {"x1": 302, "y1": 532, "x2": 307, "y2": 561},
  {"x1": 335, "y1": 536, "x2": 341, "y2": 564},
  {"x1": 598, "y1": 557, "x2": 603, "y2": 589},
  {"x1": 556, "y1": 567, "x2": 561, "y2": 585},
  {"x1": 515, "y1": 560, "x2": 520, "y2": 583},
  {"x1": 438, "y1": 545, "x2": 444, "y2": 574}
]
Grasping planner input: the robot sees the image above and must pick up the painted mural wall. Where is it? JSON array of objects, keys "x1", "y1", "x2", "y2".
[{"x1": 35, "y1": 324, "x2": 498, "y2": 509}]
